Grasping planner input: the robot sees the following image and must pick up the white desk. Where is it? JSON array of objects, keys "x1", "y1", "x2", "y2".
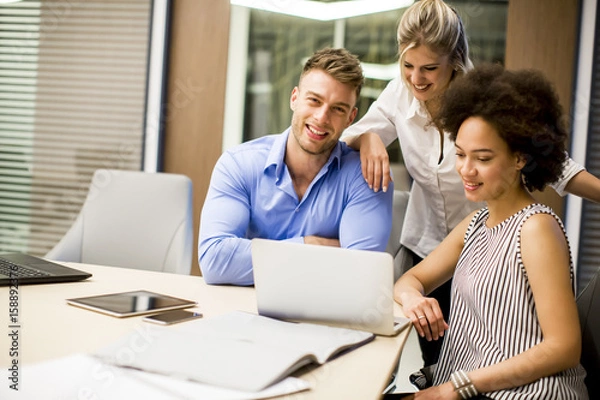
[{"x1": 0, "y1": 263, "x2": 410, "y2": 399}]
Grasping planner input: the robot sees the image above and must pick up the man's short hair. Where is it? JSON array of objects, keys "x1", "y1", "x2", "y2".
[{"x1": 301, "y1": 47, "x2": 364, "y2": 99}]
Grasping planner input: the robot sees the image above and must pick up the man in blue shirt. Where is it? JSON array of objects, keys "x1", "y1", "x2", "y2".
[{"x1": 199, "y1": 48, "x2": 394, "y2": 285}]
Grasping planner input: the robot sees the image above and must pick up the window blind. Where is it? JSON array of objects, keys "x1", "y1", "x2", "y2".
[
  {"x1": 577, "y1": 2, "x2": 600, "y2": 294},
  {"x1": 0, "y1": 0, "x2": 151, "y2": 256}
]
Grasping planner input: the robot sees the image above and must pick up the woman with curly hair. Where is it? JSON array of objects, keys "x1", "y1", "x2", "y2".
[{"x1": 393, "y1": 64, "x2": 588, "y2": 399}]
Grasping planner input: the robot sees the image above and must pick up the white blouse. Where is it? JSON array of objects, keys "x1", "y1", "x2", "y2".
[{"x1": 343, "y1": 77, "x2": 583, "y2": 258}]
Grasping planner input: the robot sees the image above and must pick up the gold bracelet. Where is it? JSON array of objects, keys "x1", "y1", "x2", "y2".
[{"x1": 450, "y1": 370, "x2": 479, "y2": 399}]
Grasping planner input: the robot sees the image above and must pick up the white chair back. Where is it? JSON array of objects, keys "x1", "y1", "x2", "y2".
[
  {"x1": 385, "y1": 190, "x2": 412, "y2": 281},
  {"x1": 46, "y1": 169, "x2": 193, "y2": 274}
]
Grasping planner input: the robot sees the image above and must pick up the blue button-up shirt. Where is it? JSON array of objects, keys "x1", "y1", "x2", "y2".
[{"x1": 199, "y1": 129, "x2": 393, "y2": 285}]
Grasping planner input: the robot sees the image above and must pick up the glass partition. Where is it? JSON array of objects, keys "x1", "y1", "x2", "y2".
[{"x1": 229, "y1": 0, "x2": 508, "y2": 180}]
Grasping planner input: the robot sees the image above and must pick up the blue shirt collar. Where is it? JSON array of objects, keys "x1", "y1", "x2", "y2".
[{"x1": 264, "y1": 128, "x2": 343, "y2": 181}]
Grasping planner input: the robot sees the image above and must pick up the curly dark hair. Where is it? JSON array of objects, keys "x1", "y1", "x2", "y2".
[{"x1": 436, "y1": 63, "x2": 568, "y2": 192}]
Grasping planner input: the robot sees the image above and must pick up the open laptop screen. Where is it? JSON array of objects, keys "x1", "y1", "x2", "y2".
[{"x1": 251, "y1": 239, "x2": 408, "y2": 336}]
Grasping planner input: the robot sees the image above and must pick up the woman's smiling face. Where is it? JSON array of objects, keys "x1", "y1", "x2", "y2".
[
  {"x1": 455, "y1": 116, "x2": 525, "y2": 203},
  {"x1": 402, "y1": 45, "x2": 454, "y2": 103}
]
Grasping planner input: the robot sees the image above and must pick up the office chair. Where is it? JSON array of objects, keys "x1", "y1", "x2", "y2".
[
  {"x1": 46, "y1": 169, "x2": 193, "y2": 274},
  {"x1": 577, "y1": 266, "x2": 600, "y2": 398},
  {"x1": 385, "y1": 190, "x2": 412, "y2": 282}
]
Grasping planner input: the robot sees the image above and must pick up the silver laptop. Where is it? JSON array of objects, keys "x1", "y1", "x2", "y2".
[{"x1": 251, "y1": 239, "x2": 410, "y2": 336}]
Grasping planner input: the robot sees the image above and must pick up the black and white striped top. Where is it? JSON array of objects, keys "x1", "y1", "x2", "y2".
[{"x1": 433, "y1": 204, "x2": 588, "y2": 399}]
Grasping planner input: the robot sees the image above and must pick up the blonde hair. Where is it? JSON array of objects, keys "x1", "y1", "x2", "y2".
[{"x1": 397, "y1": 0, "x2": 473, "y2": 85}]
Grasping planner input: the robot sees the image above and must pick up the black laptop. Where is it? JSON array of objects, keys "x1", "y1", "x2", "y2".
[{"x1": 0, "y1": 253, "x2": 92, "y2": 286}]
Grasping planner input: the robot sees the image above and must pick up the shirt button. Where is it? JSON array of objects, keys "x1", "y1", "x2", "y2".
[{"x1": 295, "y1": 208, "x2": 299, "y2": 212}]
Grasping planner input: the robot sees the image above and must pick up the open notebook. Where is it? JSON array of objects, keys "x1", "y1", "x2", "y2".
[{"x1": 251, "y1": 239, "x2": 410, "y2": 336}]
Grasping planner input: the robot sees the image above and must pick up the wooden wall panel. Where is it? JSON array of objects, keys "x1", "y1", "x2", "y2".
[
  {"x1": 163, "y1": 0, "x2": 230, "y2": 275},
  {"x1": 504, "y1": 0, "x2": 580, "y2": 216}
]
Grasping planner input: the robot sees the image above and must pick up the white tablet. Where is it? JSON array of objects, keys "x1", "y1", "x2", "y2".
[{"x1": 66, "y1": 290, "x2": 197, "y2": 318}]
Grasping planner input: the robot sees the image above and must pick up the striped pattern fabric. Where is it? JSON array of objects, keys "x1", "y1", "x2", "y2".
[{"x1": 433, "y1": 204, "x2": 588, "y2": 399}]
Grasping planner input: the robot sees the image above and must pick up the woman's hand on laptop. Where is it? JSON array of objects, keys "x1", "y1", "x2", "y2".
[{"x1": 303, "y1": 236, "x2": 340, "y2": 247}]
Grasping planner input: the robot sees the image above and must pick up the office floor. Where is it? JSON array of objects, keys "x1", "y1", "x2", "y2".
[{"x1": 391, "y1": 328, "x2": 423, "y2": 394}]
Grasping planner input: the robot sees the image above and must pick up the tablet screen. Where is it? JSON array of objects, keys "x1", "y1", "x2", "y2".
[{"x1": 66, "y1": 290, "x2": 197, "y2": 317}]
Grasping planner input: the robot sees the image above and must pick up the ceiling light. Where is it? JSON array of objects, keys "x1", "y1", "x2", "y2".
[
  {"x1": 362, "y1": 62, "x2": 399, "y2": 81},
  {"x1": 230, "y1": 0, "x2": 414, "y2": 21}
]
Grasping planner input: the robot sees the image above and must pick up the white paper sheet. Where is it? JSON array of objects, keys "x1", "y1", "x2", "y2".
[{"x1": 3, "y1": 353, "x2": 310, "y2": 400}]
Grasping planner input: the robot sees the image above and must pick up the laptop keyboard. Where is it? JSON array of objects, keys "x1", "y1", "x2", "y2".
[{"x1": 0, "y1": 258, "x2": 51, "y2": 278}]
